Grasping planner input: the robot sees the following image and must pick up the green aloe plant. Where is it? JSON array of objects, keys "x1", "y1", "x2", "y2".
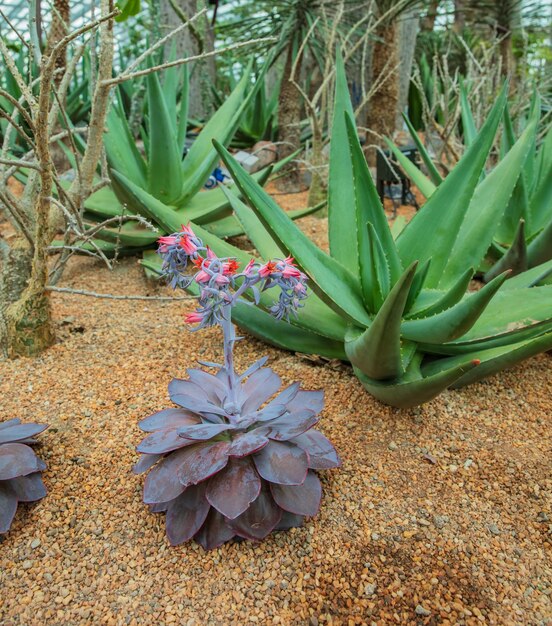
[
  {"x1": 390, "y1": 83, "x2": 552, "y2": 284},
  {"x1": 81, "y1": 63, "x2": 315, "y2": 256},
  {"x1": 142, "y1": 53, "x2": 552, "y2": 408}
]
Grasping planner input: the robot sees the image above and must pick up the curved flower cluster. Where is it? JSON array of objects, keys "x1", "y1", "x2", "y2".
[
  {"x1": 134, "y1": 362, "x2": 340, "y2": 550},
  {"x1": 0, "y1": 419, "x2": 48, "y2": 534},
  {"x1": 158, "y1": 225, "x2": 309, "y2": 327}
]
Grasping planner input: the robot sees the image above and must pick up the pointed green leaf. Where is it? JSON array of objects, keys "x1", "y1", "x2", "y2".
[
  {"x1": 344, "y1": 263, "x2": 417, "y2": 380},
  {"x1": 422, "y1": 332, "x2": 552, "y2": 389},
  {"x1": 327, "y1": 48, "x2": 357, "y2": 270},
  {"x1": 345, "y1": 112, "x2": 402, "y2": 297},
  {"x1": 385, "y1": 138, "x2": 436, "y2": 200},
  {"x1": 146, "y1": 71, "x2": 183, "y2": 203},
  {"x1": 354, "y1": 356, "x2": 480, "y2": 409},
  {"x1": 179, "y1": 65, "x2": 255, "y2": 204},
  {"x1": 459, "y1": 78, "x2": 477, "y2": 147},
  {"x1": 401, "y1": 113, "x2": 443, "y2": 185},
  {"x1": 502, "y1": 260, "x2": 552, "y2": 289},
  {"x1": 396, "y1": 85, "x2": 507, "y2": 287},
  {"x1": 484, "y1": 220, "x2": 528, "y2": 282},
  {"x1": 215, "y1": 141, "x2": 371, "y2": 327},
  {"x1": 527, "y1": 219, "x2": 552, "y2": 268},
  {"x1": 104, "y1": 98, "x2": 147, "y2": 188},
  {"x1": 177, "y1": 65, "x2": 189, "y2": 155},
  {"x1": 408, "y1": 268, "x2": 473, "y2": 319},
  {"x1": 401, "y1": 272, "x2": 509, "y2": 344}
]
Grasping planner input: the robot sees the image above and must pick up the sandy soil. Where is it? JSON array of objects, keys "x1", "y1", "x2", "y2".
[{"x1": 0, "y1": 203, "x2": 551, "y2": 625}]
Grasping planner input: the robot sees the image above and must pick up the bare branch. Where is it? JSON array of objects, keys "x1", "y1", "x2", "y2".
[{"x1": 46, "y1": 286, "x2": 193, "y2": 301}]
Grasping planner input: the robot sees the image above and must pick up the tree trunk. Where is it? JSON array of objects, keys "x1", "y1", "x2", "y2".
[
  {"x1": 160, "y1": 0, "x2": 216, "y2": 120},
  {"x1": 0, "y1": 238, "x2": 53, "y2": 359},
  {"x1": 421, "y1": 0, "x2": 440, "y2": 31},
  {"x1": 365, "y1": 20, "x2": 400, "y2": 165},
  {"x1": 453, "y1": 0, "x2": 466, "y2": 33},
  {"x1": 277, "y1": 46, "x2": 303, "y2": 189},
  {"x1": 46, "y1": 0, "x2": 70, "y2": 87},
  {"x1": 397, "y1": 8, "x2": 420, "y2": 130}
]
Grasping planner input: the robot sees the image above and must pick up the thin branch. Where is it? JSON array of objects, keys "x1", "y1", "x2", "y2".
[
  {"x1": 46, "y1": 286, "x2": 193, "y2": 301},
  {"x1": 0, "y1": 158, "x2": 41, "y2": 171},
  {"x1": 125, "y1": 8, "x2": 208, "y2": 74},
  {"x1": 105, "y1": 38, "x2": 277, "y2": 86}
]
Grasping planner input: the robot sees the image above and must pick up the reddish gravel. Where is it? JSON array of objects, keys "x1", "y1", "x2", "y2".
[{"x1": 0, "y1": 204, "x2": 551, "y2": 625}]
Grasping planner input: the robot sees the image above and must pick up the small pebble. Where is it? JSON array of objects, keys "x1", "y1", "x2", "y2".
[
  {"x1": 488, "y1": 523, "x2": 501, "y2": 535},
  {"x1": 433, "y1": 515, "x2": 449, "y2": 529},
  {"x1": 415, "y1": 605, "x2": 431, "y2": 616},
  {"x1": 364, "y1": 584, "x2": 377, "y2": 597},
  {"x1": 388, "y1": 441, "x2": 398, "y2": 451},
  {"x1": 30, "y1": 539, "x2": 41, "y2": 549}
]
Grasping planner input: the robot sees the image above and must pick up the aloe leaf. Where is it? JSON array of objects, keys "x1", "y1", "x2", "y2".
[
  {"x1": 344, "y1": 262, "x2": 417, "y2": 380},
  {"x1": 484, "y1": 220, "x2": 528, "y2": 282},
  {"x1": 177, "y1": 65, "x2": 190, "y2": 155},
  {"x1": 92, "y1": 223, "x2": 160, "y2": 247},
  {"x1": 502, "y1": 260, "x2": 552, "y2": 289},
  {"x1": 385, "y1": 138, "x2": 437, "y2": 200},
  {"x1": 418, "y1": 319, "x2": 552, "y2": 355},
  {"x1": 459, "y1": 78, "x2": 477, "y2": 147},
  {"x1": 345, "y1": 113, "x2": 402, "y2": 297},
  {"x1": 527, "y1": 217, "x2": 552, "y2": 268},
  {"x1": 396, "y1": 84, "x2": 507, "y2": 287},
  {"x1": 404, "y1": 258, "x2": 431, "y2": 313},
  {"x1": 364, "y1": 223, "x2": 391, "y2": 311},
  {"x1": 146, "y1": 72, "x2": 183, "y2": 204},
  {"x1": 422, "y1": 332, "x2": 552, "y2": 389},
  {"x1": 354, "y1": 356, "x2": 480, "y2": 409},
  {"x1": 440, "y1": 285, "x2": 552, "y2": 343},
  {"x1": 104, "y1": 98, "x2": 147, "y2": 188},
  {"x1": 408, "y1": 268, "x2": 473, "y2": 319},
  {"x1": 401, "y1": 113, "x2": 443, "y2": 185},
  {"x1": 437, "y1": 89, "x2": 535, "y2": 288},
  {"x1": 220, "y1": 186, "x2": 284, "y2": 258},
  {"x1": 327, "y1": 48, "x2": 357, "y2": 271},
  {"x1": 401, "y1": 271, "x2": 509, "y2": 344},
  {"x1": 529, "y1": 126, "x2": 552, "y2": 231},
  {"x1": 179, "y1": 64, "x2": 254, "y2": 205},
  {"x1": 390, "y1": 215, "x2": 406, "y2": 239},
  {"x1": 84, "y1": 186, "x2": 124, "y2": 218},
  {"x1": 215, "y1": 141, "x2": 372, "y2": 327}
]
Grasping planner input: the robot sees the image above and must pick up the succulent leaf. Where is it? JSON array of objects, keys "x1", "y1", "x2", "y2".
[
  {"x1": 205, "y1": 458, "x2": 261, "y2": 520},
  {"x1": 0, "y1": 420, "x2": 48, "y2": 533},
  {"x1": 271, "y1": 471, "x2": 322, "y2": 517}
]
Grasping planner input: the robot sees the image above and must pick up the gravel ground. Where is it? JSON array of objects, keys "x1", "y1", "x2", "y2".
[{"x1": 0, "y1": 206, "x2": 551, "y2": 625}]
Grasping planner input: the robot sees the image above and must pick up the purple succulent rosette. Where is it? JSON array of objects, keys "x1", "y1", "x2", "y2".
[
  {"x1": 134, "y1": 361, "x2": 340, "y2": 549},
  {"x1": 0, "y1": 419, "x2": 48, "y2": 533},
  {"x1": 135, "y1": 224, "x2": 340, "y2": 549}
]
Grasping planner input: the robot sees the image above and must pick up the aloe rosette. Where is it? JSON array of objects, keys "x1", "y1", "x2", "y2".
[
  {"x1": 141, "y1": 51, "x2": 552, "y2": 409},
  {"x1": 77, "y1": 62, "x2": 315, "y2": 257},
  {"x1": 389, "y1": 84, "x2": 552, "y2": 283},
  {"x1": 0, "y1": 419, "x2": 48, "y2": 533},
  {"x1": 135, "y1": 226, "x2": 339, "y2": 549}
]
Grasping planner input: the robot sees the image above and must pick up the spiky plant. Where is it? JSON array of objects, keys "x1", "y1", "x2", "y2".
[
  {"x1": 0, "y1": 419, "x2": 48, "y2": 534},
  {"x1": 135, "y1": 226, "x2": 339, "y2": 549},
  {"x1": 140, "y1": 50, "x2": 552, "y2": 409},
  {"x1": 77, "y1": 62, "x2": 315, "y2": 258},
  {"x1": 390, "y1": 84, "x2": 552, "y2": 283}
]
